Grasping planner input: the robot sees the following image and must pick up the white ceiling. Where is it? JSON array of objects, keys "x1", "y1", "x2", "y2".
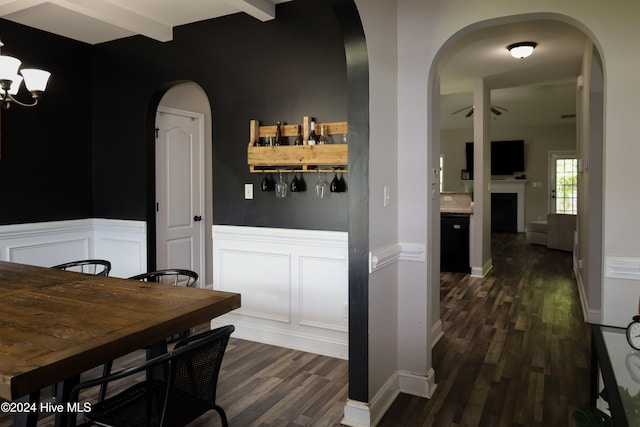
[
  {"x1": 0, "y1": 0, "x2": 289, "y2": 45},
  {"x1": 0, "y1": 3, "x2": 588, "y2": 131},
  {"x1": 440, "y1": 20, "x2": 588, "y2": 130}
]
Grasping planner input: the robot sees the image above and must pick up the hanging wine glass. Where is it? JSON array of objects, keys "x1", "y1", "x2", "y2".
[
  {"x1": 314, "y1": 170, "x2": 327, "y2": 198},
  {"x1": 275, "y1": 172, "x2": 287, "y2": 198},
  {"x1": 338, "y1": 172, "x2": 347, "y2": 192},
  {"x1": 261, "y1": 172, "x2": 274, "y2": 191},
  {"x1": 330, "y1": 172, "x2": 340, "y2": 192},
  {"x1": 290, "y1": 171, "x2": 300, "y2": 192}
]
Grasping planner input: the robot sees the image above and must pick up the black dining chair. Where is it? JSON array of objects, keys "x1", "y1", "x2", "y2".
[
  {"x1": 129, "y1": 268, "x2": 198, "y2": 287},
  {"x1": 97, "y1": 269, "x2": 201, "y2": 402},
  {"x1": 51, "y1": 259, "x2": 112, "y2": 400},
  {"x1": 52, "y1": 259, "x2": 112, "y2": 276},
  {"x1": 70, "y1": 325, "x2": 235, "y2": 427},
  {"x1": 129, "y1": 269, "x2": 199, "y2": 341}
]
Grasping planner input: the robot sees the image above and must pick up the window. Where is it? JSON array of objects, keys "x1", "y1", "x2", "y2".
[{"x1": 551, "y1": 153, "x2": 577, "y2": 214}]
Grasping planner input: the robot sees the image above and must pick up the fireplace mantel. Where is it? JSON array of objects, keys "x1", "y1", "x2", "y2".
[{"x1": 491, "y1": 179, "x2": 527, "y2": 232}]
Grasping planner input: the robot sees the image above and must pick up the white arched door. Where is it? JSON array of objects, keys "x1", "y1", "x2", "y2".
[{"x1": 155, "y1": 107, "x2": 205, "y2": 284}]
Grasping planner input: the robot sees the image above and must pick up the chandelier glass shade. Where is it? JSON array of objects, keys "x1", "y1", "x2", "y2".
[{"x1": 0, "y1": 41, "x2": 51, "y2": 109}]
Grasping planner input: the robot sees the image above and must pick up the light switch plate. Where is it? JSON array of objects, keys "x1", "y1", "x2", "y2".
[
  {"x1": 244, "y1": 184, "x2": 253, "y2": 200},
  {"x1": 383, "y1": 186, "x2": 390, "y2": 207}
]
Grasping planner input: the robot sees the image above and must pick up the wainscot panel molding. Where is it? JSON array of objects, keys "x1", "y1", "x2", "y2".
[
  {"x1": 211, "y1": 225, "x2": 348, "y2": 359},
  {"x1": 602, "y1": 255, "x2": 640, "y2": 327},
  {"x1": 0, "y1": 219, "x2": 147, "y2": 278}
]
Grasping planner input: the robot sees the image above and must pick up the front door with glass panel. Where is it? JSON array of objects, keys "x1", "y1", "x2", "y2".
[{"x1": 550, "y1": 151, "x2": 577, "y2": 214}]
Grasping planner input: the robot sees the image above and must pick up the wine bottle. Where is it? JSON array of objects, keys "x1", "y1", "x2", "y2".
[
  {"x1": 318, "y1": 125, "x2": 329, "y2": 144},
  {"x1": 308, "y1": 120, "x2": 318, "y2": 146},
  {"x1": 294, "y1": 125, "x2": 303, "y2": 146},
  {"x1": 274, "y1": 121, "x2": 283, "y2": 146}
]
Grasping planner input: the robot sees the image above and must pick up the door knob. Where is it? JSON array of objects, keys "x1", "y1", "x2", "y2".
[{"x1": 194, "y1": 215, "x2": 202, "y2": 222}]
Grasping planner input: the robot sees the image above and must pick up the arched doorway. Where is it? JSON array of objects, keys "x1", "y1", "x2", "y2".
[
  {"x1": 431, "y1": 14, "x2": 604, "y2": 339},
  {"x1": 153, "y1": 82, "x2": 214, "y2": 287}
]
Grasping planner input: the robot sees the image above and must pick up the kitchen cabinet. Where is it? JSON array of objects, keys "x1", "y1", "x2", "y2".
[{"x1": 441, "y1": 213, "x2": 470, "y2": 273}]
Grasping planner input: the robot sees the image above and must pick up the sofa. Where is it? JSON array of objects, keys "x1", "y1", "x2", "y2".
[{"x1": 526, "y1": 213, "x2": 576, "y2": 252}]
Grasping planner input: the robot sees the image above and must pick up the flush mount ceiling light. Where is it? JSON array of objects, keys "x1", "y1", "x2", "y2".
[
  {"x1": 0, "y1": 40, "x2": 51, "y2": 109},
  {"x1": 507, "y1": 42, "x2": 537, "y2": 59}
]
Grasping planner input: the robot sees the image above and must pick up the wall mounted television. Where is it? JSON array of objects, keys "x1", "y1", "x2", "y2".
[{"x1": 465, "y1": 140, "x2": 525, "y2": 177}]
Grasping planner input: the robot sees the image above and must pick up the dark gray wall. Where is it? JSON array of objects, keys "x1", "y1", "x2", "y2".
[
  {"x1": 0, "y1": 0, "x2": 372, "y2": 405},
  {"x1": 0, "y1": 20, "x2": 93, "y2": 225},
  {"x1": 91, "y1": 1, "x2": 349, "y2": 232}
]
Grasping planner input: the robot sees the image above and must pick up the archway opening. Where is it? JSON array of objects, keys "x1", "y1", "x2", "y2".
[
  {"x1": 430, "y1": 13, "x2": 604, "y2": 343},
  {"x1": 147, "y1": 82, "x2": 213, "y2": 285}
]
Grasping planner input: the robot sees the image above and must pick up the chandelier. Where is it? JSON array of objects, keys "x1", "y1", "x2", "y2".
[{"x1": 0, "y1": 40, "x2": 51, "y2": 109}]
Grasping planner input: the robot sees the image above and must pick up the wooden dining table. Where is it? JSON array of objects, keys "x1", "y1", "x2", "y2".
[{"x1": 0, "y1": 260, "x2": 240, "y2": 427}]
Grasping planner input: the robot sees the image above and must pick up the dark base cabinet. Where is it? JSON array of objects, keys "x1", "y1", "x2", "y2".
[{"x1": 441, "y1": 214, "x2": 470, "y2": 273}]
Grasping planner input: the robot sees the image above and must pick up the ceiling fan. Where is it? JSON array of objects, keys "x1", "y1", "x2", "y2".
[{"x1": 452, "y1": 104, "x2": 508, "y2": 117}]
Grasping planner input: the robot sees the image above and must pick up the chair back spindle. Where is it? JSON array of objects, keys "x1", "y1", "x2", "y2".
[{"x1": 52, "y1": 259, "x2": 111, "y2": 276}]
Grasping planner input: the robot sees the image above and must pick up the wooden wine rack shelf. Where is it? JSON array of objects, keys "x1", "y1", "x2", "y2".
[{"x1": 247, "y1": 116, "x2": 348, "y2": 173}]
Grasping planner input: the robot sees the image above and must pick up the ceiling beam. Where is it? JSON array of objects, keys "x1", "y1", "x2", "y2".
[
  {"x1": 225, "y1": 0, "x2": 275, "y2": 22},
  {"x1": 0, "y1": 0, "x2": 46, "y2": 16},
  {"x1": 58, "y1": 0, "x2": 173, "y2": 41}
]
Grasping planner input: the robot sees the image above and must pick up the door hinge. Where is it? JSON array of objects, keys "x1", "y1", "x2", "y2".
[
  {"x1": 156, "y1": 202, "x2": 159, "y2": 212},
  {"x1": 155, "y1": 127, "x2": 159, "y2": 138}
]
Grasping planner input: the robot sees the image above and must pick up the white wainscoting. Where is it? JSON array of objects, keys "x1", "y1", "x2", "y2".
[
  {"x1": 211, "y1": 225, "x2": 348, "y2": 359},
  {"x1": 0, "y1": 219, "x2": 147, "y2": 278}
]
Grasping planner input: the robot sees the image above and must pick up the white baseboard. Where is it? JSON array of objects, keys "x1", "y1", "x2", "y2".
[
  {"x1": 432, "y1": 319, "x2": 444, "y2": 348},
  {"x1": 574, "y1": 263, "x2": 588, "y2": 322},
  {"x1": 587, "y1": 307, "x2": 602, "y2": 324},
  {"x1": 574, "y1": 262, "x2": 601, "y2": 324},
  {"x1": 341, "y1": 368, "x2": 436, "y2": 427},
  {"x1": 210, "y1": 317, "x2": 348, "y2": 359},
  {"x1": 370, "y1": 372, "x2": 402, "y2": 426},
  {"x1": 471, "y1": 258, "x2": 493, "y2": 278},
  {"x1": 342, "y1": 399, "x2": 372, "y2": 427},
  {"x1": 399, "y1": 369, "x2": 436, "y2": 398}
]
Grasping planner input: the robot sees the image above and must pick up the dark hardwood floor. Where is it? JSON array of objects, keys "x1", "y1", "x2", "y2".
[
  {"x1": 378, "y1": 233, "x2": 590, "y2": 427},
  {"x1": 0, "y1": 334, "x2": 349, "y2": 427},
  {"x1": 0, "y1": 233, "x2": 589, "y2": 426}
]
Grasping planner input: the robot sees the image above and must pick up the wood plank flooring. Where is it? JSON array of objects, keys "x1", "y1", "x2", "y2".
[
  {"x1": 0, "y1": 334, "x2": 349, "y2": 427},
  {"x1": 378, "y1": 233, "x2": 590, "y2": 427},
  {"x1": 0, "y1": 233, "x2": 589, "y2": 426}
]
